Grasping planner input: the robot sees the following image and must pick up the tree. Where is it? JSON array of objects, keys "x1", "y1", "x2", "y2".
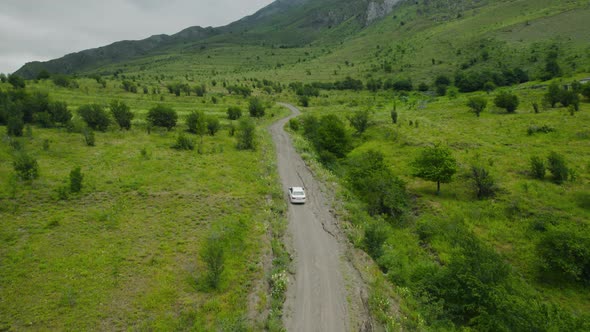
[
  {"x1": 412, "y1": 145, "x2": 457, "y2": 194},
  {"x1": 494, "y1": 91, "x2": 519, "y2": 113},
  {"x1": 186, "y1": 111, "x2": 207, "y2": 145},
  {"x1": 547, "y1": 152, "x2": 569, "y2": 184},
  {"x1": 467, "y1": 96, "x2": 487, "y2": 117},
  {"x1": 315, "y1": 114, "x2": 351, "y2": 159},
  {"x1": 544, "y1": 82, "x2": 561, "y2": 107},
  {"x1": 36, "y1": 70, "x2": 51, "y2": 80},
  {"x1": 110, "y1": 100, "x2": 133, "y2": 130},
  {"x1": 248, "y1": 97, "x2": 265, "y2": 117},
  {"x1": 147, "y1": 105, "x2": 177, "y2": 130},
  {"x1": 347, "y1": 109, "x2": 371, "y2": 135},
  {"x1": 236, "y1": 118, "x2": 256, "y2": 150},
  {"x1": 538, "y1": 226, "x2": 590, "y2": 283},
  {"x1": 7, "y1": 116, "x2": 24, "y2": 136},
  {"x1": 8, "y1": 75, "x2": 25, "y2": 89},
  {"x1": 78, "y1": 104, "x2": 110, "y2": 131},
  {"x1": 69, "y1": 167, "x2": 83, "y2": 193},
  {"x1": 206, "y1": 116, "x2": 220, "y2": 136},
  {"x1": 227, "y1": 106, "x2": 242, "y2": 120}
]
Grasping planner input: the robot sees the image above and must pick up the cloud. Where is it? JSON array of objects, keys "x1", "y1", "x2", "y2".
[{"x1": 0, "y1": 0, "x2": 274, "y2": 73}]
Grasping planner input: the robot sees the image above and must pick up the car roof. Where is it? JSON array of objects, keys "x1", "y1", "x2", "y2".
[{"x1": 291, "y1": 186, "x2": 304, "y2": 191}]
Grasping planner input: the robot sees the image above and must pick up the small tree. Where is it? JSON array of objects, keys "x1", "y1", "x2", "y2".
[
  {"x1": 147, "y1": 105, "x2": 177, "y2": 130},
  {"x1": 248, "y1": 97, "x2": 265, "y2": 118},
  {"x1": 227, "y1": 106, "x2": 242, "y2": 120},
  {"x1": 206, "y1": 116, "x2": 220, "y2": 136},
  {"x1": 236, "y1": 118, "x2": 256, "y2": 150},
  {"x1": 391, "y1": 109, "x2": 398, "y2": 124},
  {"x1": 547, "y1": 152, "x2": 569, "y2": 184},
  {"x1": 470, "y1": 165, "x2": 497, "y2": 199},
  {"x1": 78, "y1": 104, "x2": 110, "y2": 131},
  {"x1": 69, "y1": 167, "x2": 83, "y2": 193},
  {"x1": 173, "y1": 134, "x2": 195, "y2": 150},
  {"x1": 544, "y1": 82, "x2": 561, "y2": 108},
  {"x1": 201, "y1": 235, "x2": 225, "y2": 289},
  {"x1": 412, "y1": 145, "x2": 457, "y2": 194},
  {"x1": 48, "y1": 101, "x2": 71, "y2": 125},
  {"x1": 13, "y1": 152, "x2": 39, "y2": 181},
  {"x1": 8, "y1": 74, "x2": 25, "y2": 89},
  {"x1": 494, "y1": 91, "x2": 519, "y2": 113},
  {"x1": 7, "y1": 116, "x2": 24, "y2": 137},
  {"x1": 530, "y1": 156, "x2": 545, "y2": 179},
  {"x1": 467, "y1": 96, "x2": 487, "y2": 117},
  {"x1": 364, "y1": 222, "x2": 388, "y2": 259},
  {"x1": 110, "y1": 100, "x2": 133, "y2": 130},
  {"x1": 347, "y1": 109, "x2": 371, "y2": 135}
]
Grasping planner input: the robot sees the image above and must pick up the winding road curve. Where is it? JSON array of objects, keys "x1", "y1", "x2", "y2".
[{"x1": 270, "y1": 103, "x2": 370, "y2": 332}]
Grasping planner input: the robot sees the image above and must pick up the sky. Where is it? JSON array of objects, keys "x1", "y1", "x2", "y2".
[{"x1": 0, "y1": 0, "x2": 275, "y2": 74}]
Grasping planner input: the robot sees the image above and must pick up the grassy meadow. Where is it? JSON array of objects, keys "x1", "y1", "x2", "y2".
[
  {"x1": 288, "y1": 79, "x2": 590, "y2": 329},
  {"x1": 0, "y1": 79, "x2": 290, "y2": 330}
]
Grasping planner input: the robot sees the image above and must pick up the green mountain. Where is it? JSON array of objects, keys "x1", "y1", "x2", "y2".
[{"x1": 15, "y1": 0, "x2": 590, "y2": 83}]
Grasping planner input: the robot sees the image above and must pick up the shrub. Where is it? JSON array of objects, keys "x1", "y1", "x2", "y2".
[
  {"x1": 544, "y1": 82, "x2": 561, "y2": 108},
  {"x1": 470, "y1": 165, "x2": 497, "y2": 199},
  {"x1": 147, "y1": 105, "x2": 177, "y2": 130},
  {"x1": 7, "y1": 116, "x2": 24, "y2": 136},
  {"x1": 547, "y1": 152, "x2": 569, "y2": 184},
  {"x1": 206, "y1": 116, "x2": 220, "y2": 136},
  {"x1": 364, "y1": 222, "x2": 388, "y2": 259},
  {"x1": 467, "y1": 96, "x2": 487, "y2": 117},
  {"x1": 288, "y1": 118, "x2": 299, "y2": 131},
  {"x1": 299, "y1": 95, "x2": 310, "y2": 107},
  {"x1": 582, "y1": 82, "x2": 590, "y2": 100},
  {"x1": 13, "y1": 152, "x2": 39, "y2": 181},
  {"x1": 314, "y1": 114, "x2": 351, "y2": 159},
  {"x1": 236, "y1": 118, "x2": 256, "y2": 150},
  {"x1": 227, "y1": 106, "x2": 242, "y2": 120},
  {"x1": 186, "y1": 111, "x2": 206, "y2": 136},
  {"x1": 8, "y1": 74, "x2": 25, "y2": 89},
  {"x1": 173, "y1": 134, "x2": 195, "y2": 150},
  {"x1": 391, "y1": 110, "x2": 398, "y2": 124},
  {"x1": 52, "y1": 75, "x2": 71, "y2": 88},
  {"x1": 248, "y1": 97, "x2": 265, "y2": 118},
  {"x1": 110, "y1": 100, "x2": 133, "y2": 130},
  {"x1": 527, "y1": 124, "x2": 555, "y2": 135},
  {"x1": 530, "y1": 156, "x2": 545, "y2": 179},
  {"x1": 347, "y1": 150, "x2": 408, "y2": 218},
  {"x1": 201, "y1": 235, "x2": 225, "y2": 289},
  {"x1": 34, "y1": 112, "x2": 53, "y2": 128},
  {"x1": 347, "y1": 109, "x2": 371, "y2": 135},
  {"x1": 83, "y1": 128, "x2": 95, "y2": 146},
  {"x1": 538, "y1": 226, "x2": 590, "y2": 283},
  {"x1": 494, "y1": 91, "x2": 519, "y2": 113},
  {"x1": 48, "y1": 101, "x2": 71, "y2": 125},
  {"x1": 78, "y1": 104, "x2": 110, "y2": 131},
  {"x1": 69, "y1": 167, "x2": 83, "y2": 193}
]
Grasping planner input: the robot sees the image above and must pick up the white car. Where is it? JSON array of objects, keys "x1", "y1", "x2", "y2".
[{"x1": 288, "y1": 187, "x2": 306, "y2": 204}]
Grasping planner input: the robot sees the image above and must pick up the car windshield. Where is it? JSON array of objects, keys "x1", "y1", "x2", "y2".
[{"x1": 293, "y1": 190, "x2": 304, "y2": 196}]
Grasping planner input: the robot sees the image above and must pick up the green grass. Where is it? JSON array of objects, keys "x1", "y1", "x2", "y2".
[
  {"x1": 0, "y1": 81, "x2": 289, "y2": 330},
  {"x1": 292, "y1": 83, "x2": 590, "y2": 326}
]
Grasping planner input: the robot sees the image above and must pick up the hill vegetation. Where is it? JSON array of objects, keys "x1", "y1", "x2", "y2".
[{"x1": 2, "y1": 0, "x2": 590, "y2": 330}]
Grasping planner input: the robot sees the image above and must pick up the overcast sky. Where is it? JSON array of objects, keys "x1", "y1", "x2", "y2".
[{"x1": 0, "y1": 0, "x2": 275, "y2": 74}]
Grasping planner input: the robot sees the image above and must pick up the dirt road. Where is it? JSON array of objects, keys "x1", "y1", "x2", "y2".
[{"x1": 270, "y1": 103, "x2": 370, "y2": 332}]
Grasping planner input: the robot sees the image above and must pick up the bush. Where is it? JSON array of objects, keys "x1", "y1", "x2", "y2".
[
  {"x1": 530, "y1": 156, "x2": 545, "y2": 179},
  {"x1": 48, "y1": 101, "x2": 71, "y2": 125},
  {"x1": 8, "y1": 74, "x2": 25, "y2": 89},
  {"x1": 13, "y1": 152, "x2": 39, "y2": 181},
  {"x1": 206, "y1": 116, "x2": 220, "y2": 136},
  {"x1": 288, "y1": 118, "x2": 299, "y2": 131},
  {"x1": 299, "y1": 95, "x2": 310, "y2": 107},
  {"x1": 582, "y1": 82, "x2": 590, "y2": 100},
  {"x1": 147, "y1": 105, "x2": 177, "y2": 130},
  {"x1": 186, "y1": 111, "x2": 206, "y2": 136},
  {"x1": 347, "y1": 109, "x2": 371, "y2": 135},
  {"x1": 547, "y1": 151, "x2": 569, "y2": 184},
  {"x1": 34, "y1": 112, "x2": 53, "y2": 128},
  {"x1": 467, "y1": 96, "x2": 487, "y2": 117},
  {"x1": 110, "y1": 100, "x2": 133, "y2": 130},
  {"x1": 527, "y1": 124, "x2": 555, "y2": 135},
  {"x1": 227, "y1": 106, "x2": 242, "y2": 120},
  {"x1": 248, "y1": 97, "x2": 265, "y2": 118},
  {"x1": 544, "y1": 82, "x2": 561, "y2": 108},
  {"x1": 494, "y1": 91, "x2": 519, "y2": 113},
  {"x1": 469, "y1": 165, "x2": 497, "y2": 199},
  {"x1": 69, "y1": 167, "x2": 83, "y2": 193},
  {"x1": 538, "y1": 226, "x2": 590, "y2": 283},
  {"x1": 236, "y1": 118, "x2": 256, "y2": 150},
  {"x1": 347, "y1": 150, "x2": 408, "y2": 218},
  {"x1": 364, "y1": 222, "x2": 388, "y2": 259},
  {"x1": 201, "y1": 235, "x2": 225, "y2": 289},
  {"x1": 83, "y1": 128, "x2": 95, "y2": 146},
  {"x1": 78, "y1": 104, "x2": 110, "y2": 131},
  {"x1": 390, "y1": 110, "x2": 398, "y2": 124},
  {"x1": 173, "y1": 134, "x2": 195, "y2": 150},
  {"x1": 7, "y1": 116, "x2": 24, "y2": 136}
]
